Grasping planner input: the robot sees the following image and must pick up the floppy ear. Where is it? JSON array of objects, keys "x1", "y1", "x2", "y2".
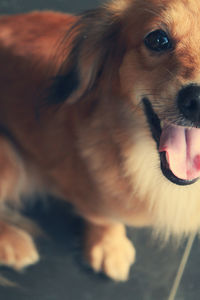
[{"x1": 46, "y1": 7, "x2": 126, "y2": 105}]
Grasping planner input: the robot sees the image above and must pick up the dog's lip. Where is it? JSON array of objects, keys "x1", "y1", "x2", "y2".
[
  {"x1": 142, "y1": 98, "x2": 199, "y2": 186},
  {"x1": 160, "y1": 152, "x2": 198, "y2": 185}
]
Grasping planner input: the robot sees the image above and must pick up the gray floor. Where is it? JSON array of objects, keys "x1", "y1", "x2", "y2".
[{"x1": 0, "y1": 1, "x2": 199, "y2": 299}]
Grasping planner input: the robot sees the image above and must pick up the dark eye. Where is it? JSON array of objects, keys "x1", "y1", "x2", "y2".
[{"x1": 144, "y1": 29, "x2": 172, "y2": 52}]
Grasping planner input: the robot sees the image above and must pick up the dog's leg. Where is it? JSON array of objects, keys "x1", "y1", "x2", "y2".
[
  {"x1": 84, "y1": 222, "x2": 135, "y2": 281},
  {"x1": 0, "y1": 221, "x2": 39, "y2": 269},
  {"x1": 0, "y1": 137, "x2": 39, "y2": 270}
]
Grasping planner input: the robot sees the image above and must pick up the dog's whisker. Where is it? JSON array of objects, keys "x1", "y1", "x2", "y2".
[{"x1": 143, "y1": 7, "x2": 165, "y2": 18}]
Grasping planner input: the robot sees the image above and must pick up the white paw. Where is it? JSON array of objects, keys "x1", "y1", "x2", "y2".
[
  {"x1": 87, "y1": 235, "x2": 135, "y2": 281},
  {"x1": 0, "y1": 224, "x2": 39, "y2": 270}
]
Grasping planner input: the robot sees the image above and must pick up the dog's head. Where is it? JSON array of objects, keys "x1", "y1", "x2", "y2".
[{"x1": 47, "y1": 0, "x2": 200, "y2": 186}]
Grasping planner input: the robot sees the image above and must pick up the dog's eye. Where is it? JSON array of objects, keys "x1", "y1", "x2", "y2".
[{"x1": 144, "y1": 30, "x2": 172, "y2": 52}]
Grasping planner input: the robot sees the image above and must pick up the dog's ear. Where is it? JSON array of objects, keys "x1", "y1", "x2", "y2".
[{"x1": 46, "y1": 7, "x2": 126, "y2": 105}]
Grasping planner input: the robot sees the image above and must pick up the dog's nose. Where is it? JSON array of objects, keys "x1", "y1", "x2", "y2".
[{"x1": 177, "y1": 84, "x2": 200, "y2": 124}]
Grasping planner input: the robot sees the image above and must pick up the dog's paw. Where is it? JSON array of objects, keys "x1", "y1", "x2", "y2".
[
  {"x1": 89, "y1": 236, "x2": 135, "y2": 281},
  {"x1": 0, "y1": 223, "x2": 39, "y2": 270},
  {"x1": 85, "y1": 224, "x2": 135, "y2": 281}
]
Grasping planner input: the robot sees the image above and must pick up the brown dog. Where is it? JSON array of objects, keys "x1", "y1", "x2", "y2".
[{"x1": 0, "y1": 0, "x2": 200, "y2": 281}]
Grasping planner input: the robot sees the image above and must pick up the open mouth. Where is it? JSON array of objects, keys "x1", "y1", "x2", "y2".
[{"x1": 142, "y1": 98, "x2": 199, "y2": 186}]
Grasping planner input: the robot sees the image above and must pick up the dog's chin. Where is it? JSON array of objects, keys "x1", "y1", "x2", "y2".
[{"x1": 142, "y1": 98, "x2": 199, "y2": 186}]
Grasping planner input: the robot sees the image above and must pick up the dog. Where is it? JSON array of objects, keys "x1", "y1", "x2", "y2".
[{"x1": 0, "y1": 0, "x2": 200, "y2": 282}]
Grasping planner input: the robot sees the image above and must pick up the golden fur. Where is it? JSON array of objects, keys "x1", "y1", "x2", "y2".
[{"x1": 0, "y1": 0, "x2": 199, "y2": 281}]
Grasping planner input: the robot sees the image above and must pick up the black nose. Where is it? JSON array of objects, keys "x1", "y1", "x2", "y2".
[{"x1": 177, "y1": 84, "x2": 200, "y2": 124}]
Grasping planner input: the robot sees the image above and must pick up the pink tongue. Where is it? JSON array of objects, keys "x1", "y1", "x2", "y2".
[{"x1": 159, "y1": 124, "x2": 200, "y2": 180}]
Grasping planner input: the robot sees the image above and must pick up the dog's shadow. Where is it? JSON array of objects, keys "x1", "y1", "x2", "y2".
[{"x1": 24, "y1": 196, "x2": 85, "y2": 268}]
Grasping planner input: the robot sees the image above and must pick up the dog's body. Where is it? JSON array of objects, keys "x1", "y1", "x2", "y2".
[{"x1": 0, "y1": 0, "x2": 200, "y2": 281}]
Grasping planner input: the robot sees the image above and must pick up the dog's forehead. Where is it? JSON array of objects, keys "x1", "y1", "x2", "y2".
[
  {"x1": 133, "y1": 0, "x2": 200, "y2": 38},
  {"x1": 162, "y1": 0, "x2": 200, "y2": 25},
  {"x1": 157, "y1": 0, "x2": 200, "y2": 46},
  {"x1": 120, "y1": 0, "x2": 200, "y2": 45}
]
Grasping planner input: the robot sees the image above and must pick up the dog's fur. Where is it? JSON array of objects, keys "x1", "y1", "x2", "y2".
[{"x1": 0, "y1": 0, "x2": 200, "y2": 281}]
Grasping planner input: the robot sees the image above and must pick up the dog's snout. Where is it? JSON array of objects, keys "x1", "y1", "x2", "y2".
[{"x1": 177, "y1": 84, "x2": 200, "y2": 124}]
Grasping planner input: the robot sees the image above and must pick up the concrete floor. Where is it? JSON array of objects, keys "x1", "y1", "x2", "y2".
[{"x1": 0, "y1": 1, "x2": 199, "y2": 299}]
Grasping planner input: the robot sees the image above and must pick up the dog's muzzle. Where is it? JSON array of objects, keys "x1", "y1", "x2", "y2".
[{"x1": 143, "y1": 92, "x2": 200, "y2": 186}]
